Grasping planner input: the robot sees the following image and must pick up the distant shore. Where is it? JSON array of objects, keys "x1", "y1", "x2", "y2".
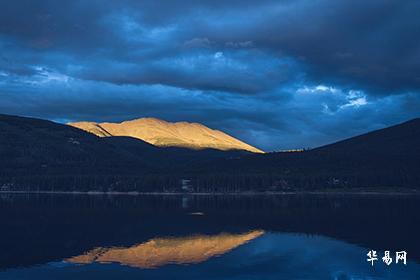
[{"x1": 1, "y1": 189, "x2": 419, "y2": 196}]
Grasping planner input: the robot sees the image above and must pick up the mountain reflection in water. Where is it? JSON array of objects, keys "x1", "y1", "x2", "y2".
[
  {"x1": 0, "y1": 193, "x2": 419, "y2": 279},
  {"x1": 67, "y1": 231, "x2": 263, "y2": 268}
]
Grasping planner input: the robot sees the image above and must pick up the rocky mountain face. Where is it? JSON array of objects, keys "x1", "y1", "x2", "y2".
[
  {"x1": 68, "y1": 118, "x2": 263, "y2": 153},
  {"x1": 1, "y1": 114, "x2": 419, "y2": 192},
  {"x1": 0, "y1": 114, "x2": 253, "y2": 191}
]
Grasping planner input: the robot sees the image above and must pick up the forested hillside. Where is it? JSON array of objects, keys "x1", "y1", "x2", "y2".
[{"x1": 1, "y1": 114, "x2": 419, "y2": 192}]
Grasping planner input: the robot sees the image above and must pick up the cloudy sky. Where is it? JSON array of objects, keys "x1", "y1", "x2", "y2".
[{"x1": 0, "y1": 0, "x2": 419, "y2": 151}]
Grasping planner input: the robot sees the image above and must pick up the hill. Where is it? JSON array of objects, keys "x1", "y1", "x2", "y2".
[
  {"x1": 0, "y1": 114, "x2": 250, "y2": 191},
  {"x1": 0, "y1": 114, "x2": 419, "y2": 192},
  {"x1": 68, "y1": 118, "x2": 263, "y2": 153},
  {"x1": 188, "y1": 119, "x2": 420, "y2": 191},
  {"x1": 0, "y1": 114, "x2": 159, "y2": 191},
  {"x1": 314, "y1": 118, "x2": 420, "y2": 156}
]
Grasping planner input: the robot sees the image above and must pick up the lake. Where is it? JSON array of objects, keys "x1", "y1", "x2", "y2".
[{"x1": 0, "y1": 193, "x2": 419, "y2": 279}]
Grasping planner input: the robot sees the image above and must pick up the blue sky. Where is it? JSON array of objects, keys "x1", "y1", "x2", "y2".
[{"x1": 0, "y1": 0, "x2": 419, "y2": 151}]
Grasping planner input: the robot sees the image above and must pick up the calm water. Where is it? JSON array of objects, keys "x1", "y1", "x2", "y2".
[{"x1": 0, "y1": 193, "x2": 419, "y2": 279}]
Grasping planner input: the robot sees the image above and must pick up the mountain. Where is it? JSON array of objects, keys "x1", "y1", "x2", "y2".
[
  {"x1": 0, "y1": 113, "x2": 419, "y2": 192},
  {"x1": 191, "y1": 118, "x2": 420, "y2": 191},
  {"x1": 0, "y1": 114, "x2": 158, "y2": 191},
  {"x1": 68, "y1": 118, "x2": 263, "y2": 153},
  {"x1": 314, "y1": 118, "x2": 420, "y2": 157},
  {"x1": 0, "y1": 114, "x2": 250, "y2": 191}
]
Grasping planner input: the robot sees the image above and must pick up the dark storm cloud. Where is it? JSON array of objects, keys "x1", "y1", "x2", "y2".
[
  {"x1": 1, "y1": 0, "x2": 419, "y2": 93},
  {"x1": 70, "y1": 49, "x2": 298, "y2": 94},
  {"x1": 0, "y1": 0, "x2": 419, "y2": 150},
  {"x1": 255, "y1": 0, "x2": 420, "y2": 94}
]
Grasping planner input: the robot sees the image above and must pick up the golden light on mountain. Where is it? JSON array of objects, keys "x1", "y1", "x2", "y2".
[
  {"x1": 68, "y1": 118, "x2": 263, "y2": 153},
  {"x1": 66, "y1": 230, "x2": 264, "y2": 268}
]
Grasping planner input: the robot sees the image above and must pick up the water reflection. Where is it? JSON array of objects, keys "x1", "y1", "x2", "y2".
[
  {"x1": 67, "y1": 231, "x2": 263, "y2": 268},
  {"x1": 0, "y1": 193, "x2": 419, "y2": 279}
]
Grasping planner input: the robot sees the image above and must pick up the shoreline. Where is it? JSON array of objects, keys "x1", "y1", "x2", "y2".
[{"x1": 1, "y1": 190, "x2": 419, "y2": 196}]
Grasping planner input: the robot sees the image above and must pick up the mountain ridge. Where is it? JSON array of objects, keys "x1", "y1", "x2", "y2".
[
  {"x1": 1, "y1": 113, "x2": 419, "y2": 192},
  {"x1": 68, "y1": 117, "x2": 263, "y2": 153}
]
